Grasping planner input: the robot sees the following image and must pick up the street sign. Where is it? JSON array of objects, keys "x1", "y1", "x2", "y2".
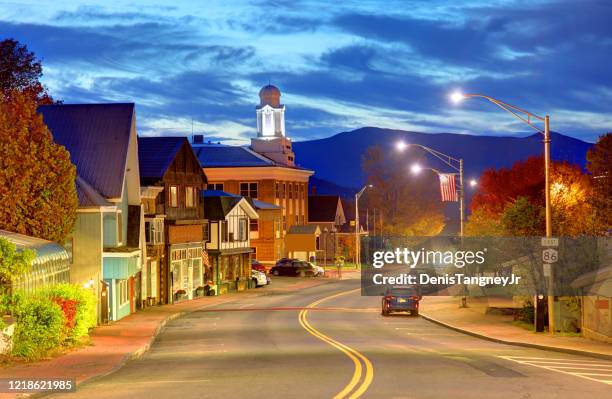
[
  {"x1": 542, "y1": 248, "x2": 558, "y2": 264},
  {"x1": 543, "y1": 263, "x2": 551, "y2": 277},
  {"x1": 541, "y1": 237, "x2": 559, "y2": 247}
]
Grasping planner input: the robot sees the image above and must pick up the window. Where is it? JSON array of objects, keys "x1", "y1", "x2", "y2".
[
  {"x1": 316, "y1": 236, "x2": 321, "y2": 250},
  {"x1": 288, "y1": 183, "x2": 293, "y2": 199},
  {"x1": 145, "y1": 218, "x2": 164, "y2": 245},
  {"x1": 170, "y1": 186, "x2": 178, "y2": 207},
  {"x1": 281, "y1": 183, "x2": 286, "y2": 199},
  {"x1": 119, "y1": 279, "x2": 129, "y2": 305},
  {"x1": 186, "y1": 187, "x2": 195, "y2": 208},
  {"x1": 282, "y1": 215, "x2": 287, "y2": 231},
  {"x1": 221, "y1": 221, "x2": 229, "y2": 242},
  {"x1": 250, "y1": 219, "x2": 259, "y2": 232},
  {"x1": 202, "y1": 221, "x2": 210, "y2": 242},
  {"x1": 240, "y1": 182, "x2": 258, "y2": 198},
  {"x1": 275, "y1": 182, "x2": 280, "y2": 199},
  {"x1": 251, "y1": 247, "x2": 257, "y2": 259},
  {"x1": 239, "y1": 218, "x2": 248, "y2": 241},
  {"x1": 275, "y1": 218, "x2": 281, "y2": 238},
  {"x1": 209, "y1": 183, "x2": 224, "y2": 191}
]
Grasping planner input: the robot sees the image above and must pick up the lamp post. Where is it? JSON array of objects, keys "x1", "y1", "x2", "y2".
[
  {"x1": 398, "y1": 142, "x2": 466, "y2": 237},
  {"x1": 450, "y1": 90, "x2": 554, "y2": 333},
  {"x1": 355, "y1": 184, "x2": 373, "y2": 268}
]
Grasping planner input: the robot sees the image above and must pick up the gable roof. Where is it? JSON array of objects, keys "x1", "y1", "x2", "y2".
[
  {"x1": 38, "y1": 103, "x2": 135, "y2": 200},
  {"x1": 308, "y1": 195, "x2": 343, "y2": 223},
  {"x1": 203, "y1": 192, "x2": 258, "y2": 220},
  {"x1": 194, "y1": 145, "x2": 274, "y2": 168},
  {"x1": 137, "y1": 136, "x2": 187, "y2": 183}
]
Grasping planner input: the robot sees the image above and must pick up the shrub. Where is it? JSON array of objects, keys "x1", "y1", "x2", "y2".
[
  {"x1": 11, "y1": 295, "x2": 65, "y2": 360},
  {"x1": 43, "y1": 284, "x2": 96, "y2": 341}
]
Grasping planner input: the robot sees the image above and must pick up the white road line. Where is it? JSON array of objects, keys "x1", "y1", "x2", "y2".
[
  {"x1": 500, "y1": 356, "x2": 612, "y2": 386},
  {"x1": 504, "y1": 356, "x2": 607, "y2": 363},
  {"x1": 525, "y1": 361, "x2": 612, "y2": 367}
]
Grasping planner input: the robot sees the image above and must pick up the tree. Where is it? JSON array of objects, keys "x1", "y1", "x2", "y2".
[
  {"x1": 0, "y1": 91, "x2": 78, "y2": 242},
  {"x1": 501, "y1": 197, "x2": 545, "y2": 236},
  {"x1": 467, "y1": 156, "x2": 598, "y2": 236},
  {"x1": 0, "y1": 237, "x2": 35, "y2": 288},
  {"x1": 362, "y1": 145, "x2": 445, "y2": 236},
  {"x1": 0, "y1": 38, "x2": 54, "y2": 104},
  {"x1": 586, "y1": 133, "x2": 612, "y2": 232}
]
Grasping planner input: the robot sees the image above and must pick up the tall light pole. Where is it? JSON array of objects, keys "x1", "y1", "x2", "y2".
[
  {"x1": 450, "y1": 90, "x2": 554, "y2": 333},
  {"x1": 398, "y1": 142, "x2": 466, "y2": 237},
  {"x1": 355, "y1": 184, "x2": 373, "y2": 267}
]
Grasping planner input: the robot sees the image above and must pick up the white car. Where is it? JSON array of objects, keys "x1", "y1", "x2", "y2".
[
  {"x1": 251, "y1": 269, "x2": 268, "y2": 287},
  {"x1": 307, "y1": 262, "x2": 325, "y2": 277}
]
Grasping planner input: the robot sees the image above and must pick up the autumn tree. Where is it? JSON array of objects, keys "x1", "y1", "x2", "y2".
[
  {"x1": 0, "y1": 91, "x2": 77, "y2": 242},
  {"x1": 0, "y1": 38, "x2": 54, "y2": 104},
  {"x1": 362, "y1": 145, "x2": 445, "y2": 236},
  {"x1": 586, "y1": 133, "x2": 612, "y2": 232}
]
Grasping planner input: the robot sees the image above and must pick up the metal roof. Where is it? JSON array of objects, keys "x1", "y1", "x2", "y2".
[
  {"x1": 0, "y1": 230, "x2": 70, "y2": 264},
  {"x1": 138, "y1": 136, "x2": 187, "y2": 181},
  {"x1": 38, "y1": 103, "x2": 135, "y2": 200},
  {"x1": 194, "y1": 145, "x2": 274, "y2": 167}
]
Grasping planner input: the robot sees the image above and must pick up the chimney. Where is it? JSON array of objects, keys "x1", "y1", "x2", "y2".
[
  {"x1": 311, "y1": 186, "x2": 317, "y2": 196},
  {"x1": 192, "y1": 134, "x2": 204, "y2": 144}
]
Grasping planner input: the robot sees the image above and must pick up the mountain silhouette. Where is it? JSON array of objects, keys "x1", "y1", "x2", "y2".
[{"x1": 293, "y1": 127, "x2": 593, "y2": 190}]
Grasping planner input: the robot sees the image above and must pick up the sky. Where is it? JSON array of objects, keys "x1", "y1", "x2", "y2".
[{"x1": 1, "y1": 0, "x2": 611, "y2": 144}]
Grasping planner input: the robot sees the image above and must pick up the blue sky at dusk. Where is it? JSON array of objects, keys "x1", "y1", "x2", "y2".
[{"x1": 1, "y1": 0, "x2": 611, "y2": 143}]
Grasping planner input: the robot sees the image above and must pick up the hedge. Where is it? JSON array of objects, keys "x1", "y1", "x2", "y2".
[{"x1": 42, "y1": 284, "x2": 97, "y2": 341}]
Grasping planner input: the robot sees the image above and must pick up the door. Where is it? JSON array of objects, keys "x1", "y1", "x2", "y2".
[{"x1": 100, "y1": 281, "x2": 109, "y2": 324}]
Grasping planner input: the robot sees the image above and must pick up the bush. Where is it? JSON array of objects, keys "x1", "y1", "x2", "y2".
[
  {"x1": 43, "y1": 284, "x2": 96, "y2": 341},
  {"x1": 11, "y1": 295, "x2": 65, "y2": 360}
]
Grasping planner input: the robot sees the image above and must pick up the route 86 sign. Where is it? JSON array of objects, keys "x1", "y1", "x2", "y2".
[{"x1": 542, "y1": 248, "x2": 558, "y2": 264}]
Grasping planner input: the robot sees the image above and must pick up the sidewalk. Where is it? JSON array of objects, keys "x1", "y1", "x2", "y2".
[
  {"x1": 420, "y1": 296, "x2": 612, "y2": 360},
  {"x1": 0, "y1": 277, "x2": 333, "y2": 398}
]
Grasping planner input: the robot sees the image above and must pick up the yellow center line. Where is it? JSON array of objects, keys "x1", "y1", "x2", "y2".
[{"x1": 298, "y1": 288, "x2": 374, "y2": 399}]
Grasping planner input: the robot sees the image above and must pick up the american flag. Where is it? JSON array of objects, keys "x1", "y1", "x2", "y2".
[
  {"x1": 439, "y1": 173, "x2": 458, "y2": 202},
  {"x1": 202, "y1": 250, "x2": 210, "y2": 267}
]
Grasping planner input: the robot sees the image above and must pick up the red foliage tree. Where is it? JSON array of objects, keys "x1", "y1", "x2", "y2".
[{"x1": 471, "y1": 156, "x2": 545, "y2": 215}]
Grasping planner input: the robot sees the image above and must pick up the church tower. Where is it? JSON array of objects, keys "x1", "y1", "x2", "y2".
[{"x1": 251, "y1": 84, "x2": 295, "y2": 166}]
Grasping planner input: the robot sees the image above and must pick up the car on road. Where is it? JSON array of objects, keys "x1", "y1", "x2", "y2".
[
  {"x1": 381, "y1": 286, "x2": 421, "y2": 316},
  {"x1": 251, "y1": 269, "x2": 269, "y2": 287},
  {"x1": 269, "y1": 259, "x2": 321, "y2": 277},
  {"x1": 251, "y1": 259, "x2": 267, "y2": 274}
]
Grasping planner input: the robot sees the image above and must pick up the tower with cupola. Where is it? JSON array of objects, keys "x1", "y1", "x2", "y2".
[{"x1": 251, "y1": 84, "x2": 295, "y2": 166}]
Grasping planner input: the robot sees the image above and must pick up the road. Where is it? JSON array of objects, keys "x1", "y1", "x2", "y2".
[{"x1": 48, "y1": 278, "x2": 612, "y2": 399}]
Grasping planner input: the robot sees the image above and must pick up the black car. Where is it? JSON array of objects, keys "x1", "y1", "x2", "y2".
[
  {"x1": 381, "y1": 286, "x2": 422, "y2": 316},
  {"x1": 269, "y1": 259, "x2": 318, "y2": 277}
]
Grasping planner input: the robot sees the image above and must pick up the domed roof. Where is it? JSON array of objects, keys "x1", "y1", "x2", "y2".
[{"x1": 259, "y1": 84, "x2": 281, "y2": 107}]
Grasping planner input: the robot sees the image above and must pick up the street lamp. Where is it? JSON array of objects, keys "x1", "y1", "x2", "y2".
[
  {"x1": 355, "y1": 184, "x2": 373, "y2": 268},
  {"x1": 469, "y1": 179, "x2": 478, "y2": 188},
  {"x1": 450, "y1": 90, "x2": 554, "y2": 333},
  {"x1": 398, "y1": 142, "x2": 466, "y2": 237}
]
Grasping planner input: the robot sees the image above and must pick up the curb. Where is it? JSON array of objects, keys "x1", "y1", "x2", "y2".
[{"x1": 420, "y1": 312, "x2": 612, "y2": 361}]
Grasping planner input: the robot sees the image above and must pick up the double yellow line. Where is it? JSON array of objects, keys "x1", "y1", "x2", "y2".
[{"x1": 298, "y1": 289, "x2": 374, "y2": 399}]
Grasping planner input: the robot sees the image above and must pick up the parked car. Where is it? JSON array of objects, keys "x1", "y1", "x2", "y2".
[
  {"x1": 251, "y1": 269, "x2": 268, "y2": 287},
  {"x1": 270, "y1": 259, "x2": 318, "y2": 277},
  {"x1": 381, "y1": 286, "x2": 422, "y2": 316},
  {"x1": 306, "y1": 262, "x2": 325, "y2": 277},
  {"x1": 251, "y1": 259, "x2": 267, "y2": 274}
]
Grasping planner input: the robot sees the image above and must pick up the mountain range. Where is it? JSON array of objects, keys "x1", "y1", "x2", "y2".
[{"x1": 293, "y1": 127, "x2": 593, "y2": 195}]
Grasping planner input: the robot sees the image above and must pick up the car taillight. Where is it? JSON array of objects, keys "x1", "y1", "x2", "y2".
[
  {"x1": 410, "y1": 296, "x2": 420, "y2": 301},
  {"x1": 385, "y1": 296, "x2": 395, "y2": 300}
]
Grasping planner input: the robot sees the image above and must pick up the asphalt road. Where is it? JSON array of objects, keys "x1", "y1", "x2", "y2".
[{"x1": 47, "y1": 278, "x2": 612, "y2": 399}]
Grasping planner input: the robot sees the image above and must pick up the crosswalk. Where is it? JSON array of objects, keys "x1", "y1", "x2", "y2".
[{"x1": 500, "y1": 355, "x2": 612, "y2": 385}]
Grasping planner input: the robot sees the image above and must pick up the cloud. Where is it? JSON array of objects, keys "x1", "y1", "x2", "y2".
[{"x1": 0, "y1": 0, "x2": 609, "y2": 143}]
